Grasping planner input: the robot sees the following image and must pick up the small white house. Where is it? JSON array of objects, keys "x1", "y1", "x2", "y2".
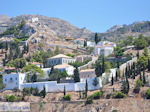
[
  {"x1": 87, "y1": 41, "x2": 95, "y2": 47},
  {"x1": 79, "y1": 69, "x2": 96, "y2": 80},
  {"x1": 29, "y1": 17, "x2": 39, "y2": 23},
  {"x1": 94, "y1": 41, "x2": 116, "y2": 56},
  {"x1": 47, "y1": 54, "x2": 75, "y2": 66},
  {"x1": 54, "y1": 64, "x2": 75, "y2": 76},
  {"x1": 74, "y1": 38, "x2": 85, "y2": 46},
  {"x1": 3, "y1": 73, "x2": 26, "y2": 90}
]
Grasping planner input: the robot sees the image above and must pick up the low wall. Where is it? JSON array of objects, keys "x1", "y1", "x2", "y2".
[{"x1": 20, "y1": 78, "x2": 102, "y2": 92}]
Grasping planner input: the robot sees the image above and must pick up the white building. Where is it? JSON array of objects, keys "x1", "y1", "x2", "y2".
[
  {"x1": 79, "y1": 69, "x2": 96, "y2": 80},
  {"x1": 29, "y1": 17, "x2": 39, "y2": 23},
  {"x1": 47, "y1": 54, "x2": 75, "y2": 66},
  {"x1": 74, "y1": 38, "x2": 85, "y2": 46},
  {"x1": 54, "y1": 64, "x2": 75, "y2": 76},
  {"x1": 31, "y1": 62, "x2": 43, "y2": 68},
  {"x1": 87, "y1": 41, "x2": 95, "y2": 47},
  {"x1": 3, "y1": 73, "x2": 102, "y2": 92},
  {"x1": 94, "y1": 41, "x2": 116, "y2": 56},
  {"x1": 3, "y1": 73, "x2": 26, "y2": 90}
]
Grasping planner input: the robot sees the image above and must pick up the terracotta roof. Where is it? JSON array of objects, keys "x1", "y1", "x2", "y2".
[
  {"x1": 54, "y1": 64, "x2": 72, "y2": 69},
  {"x1": 32, "y1": 62, "x2": 41, "y2": 65},
  {"x1": 76, "y1": 38, "x2": 85, "y2": 41},
  {"x1": 5, "y1": 67, "x2": 15, "y2": 70},
  {"x1": 80, "y1": 69, "x2": 95, "y2": 72},
  {"x1": 49, "y1": 54, "x2": 72, "y2": 59}
]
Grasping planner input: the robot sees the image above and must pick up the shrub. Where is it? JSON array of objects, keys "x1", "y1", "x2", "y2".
[
  {"x1": 5, "y1": 94, "x2": 18, "y2": 102},
  {"x1": 145, "y1": 88, "x2": 150, "y2": 99},
  {"x1": 92, "y1": 90, "x2": 103, "y2": 99},
  {"x1": 113, "y1": 91, "x2": 127, "y2": 99},
  {"x1": 64, "y1": 94, "x2": 71, "y2": 101},
  {"x1": 85, "y1": 96, "x2": 93, "y2": 105},
  {"x1": 133, "y1": 79, "x2": 143, "y2": 93},
  {"x1": 106, "y1": 93, "x2": 111, "y2": 99}
]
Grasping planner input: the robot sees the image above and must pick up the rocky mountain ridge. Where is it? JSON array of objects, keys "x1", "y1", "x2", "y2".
[{"x1": 0, "y1": 14, "x2": 93, "y2": 39}]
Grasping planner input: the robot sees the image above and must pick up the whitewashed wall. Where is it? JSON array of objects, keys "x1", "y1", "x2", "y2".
[{"x1": 20, "y1": 77, "x2": 102, "y2": 92}]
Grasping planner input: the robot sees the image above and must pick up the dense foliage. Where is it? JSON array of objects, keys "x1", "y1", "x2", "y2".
[{"x1": 113, "y1": 91, "x2": 127, "y2": 98}]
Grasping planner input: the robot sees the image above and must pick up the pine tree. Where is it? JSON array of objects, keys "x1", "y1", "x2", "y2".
[
  {"x1": 64, "y1": 86, "x2": 66, "y2": 96},
  {"x1": 26, "y1": 43, "x2": 29, "y2": 53},
  {"x1": 74, "y1": 67, "x2": 80, "y2": 82},
  {"x1": 31, "y1": 73, "x2": 37, "y2": 82},
  {"x1": 85, "y1": 79, "x2": 88, "y2": 98}
]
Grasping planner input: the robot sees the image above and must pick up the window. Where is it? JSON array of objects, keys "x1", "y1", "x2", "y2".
[
  {"x1": 10, "y1": 78, "x2": 13, "y2": 81},
  {"x1": 16, "y1": 82, "x2": 17, "y2": 85},
  {"x1": 16, "y1": 77, "x2": 17, "y2": 80},
  {"x1": 5, "y1": 79, "x2": 7, "y2": 82}
]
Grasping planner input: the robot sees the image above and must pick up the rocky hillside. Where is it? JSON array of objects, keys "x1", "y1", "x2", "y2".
[
  {"x1": 0, "y1": 14, "x2": 92, "y2": 39},
  {"x1": 97, "y1": 21, "x2": 150, "y2": 41}
]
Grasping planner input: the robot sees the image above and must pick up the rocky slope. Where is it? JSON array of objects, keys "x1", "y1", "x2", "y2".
[
  {"x1": 97, "y1": 21, "x2": 150, "y2": 41},
  {"x1": 0, "y1": 14, "x2": 93, "y2": 39}
]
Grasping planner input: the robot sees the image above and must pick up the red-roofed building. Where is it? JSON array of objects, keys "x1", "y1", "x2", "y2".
[{"x1": 31, "y1": 62, "x2": 43, "y2": 68}]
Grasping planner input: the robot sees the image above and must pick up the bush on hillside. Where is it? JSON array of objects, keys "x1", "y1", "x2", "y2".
[
  {"x1": 5, "y1": 94, "x2": 19, "y2": 102},
  {"x1": 92, "y1": 90, "x2": 103, "y2": 99},
  {"x1": 133, "y1": 79, "x2": 143, "y2": 93},
  {"x1": 113, "y1": 91, "x2": 127, "y2": 99},
  {"x1": 85, "y1": 96, "x2": 93, "y2": 105},
  {"x1": 63, "y1": 94, "x2": 71, "y2": 101},
  {"x1": 145, "y1": 88, "x2": 150, "y2": 99}
]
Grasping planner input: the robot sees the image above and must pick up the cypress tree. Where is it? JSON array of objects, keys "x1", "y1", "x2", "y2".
[
  {"x1": 64, "y1": 86, "x2": 66, "y2": 96},
  {"x1": 139, "y1": 68, "x2": 142, "y2": 81},
  {"x1": 148, "y1": 59, "x2": 150, "y2": 71},
  {"x1": 111, "y1": 75, "x2": 114, "y2": 86},
  {"x1": 85, "y1": 79, "x2": 88, "y2": 98},
  {"x1": 133, "y1": 62, "x2": 135, "y2": 79},
  {"x1": 137, "y1": 51, "x2": 139, "y2": 58},
  {"x1": 95, "y1": 33, "x2": 99, "y2": 44},
  {"x1": 5, "y1": 41, "x2": 8, "y2": 51},
  {"x1": 102, "y1": 56, "x2": 105, "y2": 73},
  {"x1": 143, "y1": 66, "x2": 146, "y2": 84},
  {"x1": 115, "y1": 70, "x2": 118, "y2": 81}
]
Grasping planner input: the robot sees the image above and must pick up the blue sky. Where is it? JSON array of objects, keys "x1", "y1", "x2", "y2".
[{"x1": 0, "y1": 0, "x2": 150, "y2": 32}]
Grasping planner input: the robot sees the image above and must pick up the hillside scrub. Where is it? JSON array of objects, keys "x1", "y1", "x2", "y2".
[{"x1": 113, "y1": 91, "x2": 127, "y2": 99}]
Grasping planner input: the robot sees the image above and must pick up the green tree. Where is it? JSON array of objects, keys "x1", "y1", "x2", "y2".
[
  {"x1": 134, "y1": 34, "x2": 148, "y2": 49},
  {"x1": 114, "y1": 46, "x2": 123, "y2": 57},
  {"x1": 54, "y1": 46, "x2": 60, "y2": 55},
  {"x1": 111, "y1": 76, "x2": 114, "y2": 86},
  {"x1": 40, "y1": 86, "x2": 46, "y2": 98},
  {"x1": 93, "y1": 77, "x2": 98, "y2": 86},
  {"x1": 22, "y1": 64, "x2": 44, "y2": 77},
  {"x1": 95, "y1": 61, "x2": 102, "y2": 77},
  {"x1": 143, "y1": 47, "x2": 149, "y2": 57},
  {"x1": 84, "y1": 41, "x2": 87, "y2": 47},
  {"x1": 102, "y1": 56, "x2": 105, "y2": 73},
  {"x1": 94, "y1": 33, "x2": 99, "y2": 44},
  {"x1": 148, "y1": 59, "x2": 150, "y2": 71},
  {"x1": 85, "y1": 79, "x2": 88, "y2": 98},
  {"x1": 5, "y1": 41, "x2": 8, "y2": 51},
  {"x1": 64, "y1": 86, "x2": 66, "y2": 96},
  {"x1": 143, "y1": 67, "x2": 146, "y2": 84},
  {"x1": 31, "y1": 73, "x2": 37, "y2": 82},
  {"x1": 74, "y1": 67, "x2": 80, "y2": 82}
]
